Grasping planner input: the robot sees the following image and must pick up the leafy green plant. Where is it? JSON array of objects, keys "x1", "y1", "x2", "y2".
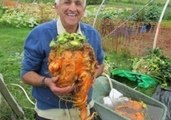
[
  {"x1": 131, "y1": 48, "x2": 171, "y2": 87},
  {"x1": 144, "y1": 5, "x2": 160, "y2": 22},
  {"x1": 131, "y1": 5, "x2": 161, "y2": 22},
  {"x1": 0, "y1": 8, "x2": 38, "y2": 28},
  {"x1": 0, "y1": 6, "x2": 6, "y2": 18},
  {"x1": 85, "y1": 5, "x2": 131, "y2": 21},
  {"x1": 163, "y1": 8, "x2": 171, "y2": 20}
]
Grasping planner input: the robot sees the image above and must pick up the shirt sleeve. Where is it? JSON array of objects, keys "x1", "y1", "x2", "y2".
[
  {"x1": 95, "y1": 32, "x2": 105, "y2": 65},
  {"x1": 21, "y1": 28, "x2": 45, "y2": 77},
  {"x1": 87, "y1": 29, "x2": 104, "y2": 65}
]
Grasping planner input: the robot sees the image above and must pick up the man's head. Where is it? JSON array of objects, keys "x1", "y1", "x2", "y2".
[{"x1": 54, "y1": 0, "x2": 86, "y2": 32}]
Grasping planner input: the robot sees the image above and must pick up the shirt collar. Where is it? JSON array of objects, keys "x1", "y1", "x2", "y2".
[{"x1": 57, "y1": 17, "x2": 82, "y2": 35}]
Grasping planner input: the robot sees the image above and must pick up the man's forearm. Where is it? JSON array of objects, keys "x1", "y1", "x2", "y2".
[{"x1": 21, "y1": 71, "x2": 45, "y2": 86}]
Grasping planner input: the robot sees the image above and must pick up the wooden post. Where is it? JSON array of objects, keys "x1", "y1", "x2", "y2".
[
  {"x1": 153, "y1": 0, "x2": 170, "y2": 49},
  {"x1": 0, "y1": 73, "x2": 25, "y2": 119}
]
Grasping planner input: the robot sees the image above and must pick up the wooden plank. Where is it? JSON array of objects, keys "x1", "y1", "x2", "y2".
[{"x1": 0, "y1": 73, "x2": 25, "y2": 119}]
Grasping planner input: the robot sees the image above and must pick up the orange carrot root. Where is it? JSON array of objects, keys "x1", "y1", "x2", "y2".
[{"x1": 48, "y1": 43, "x2": 97, "y2": 120}]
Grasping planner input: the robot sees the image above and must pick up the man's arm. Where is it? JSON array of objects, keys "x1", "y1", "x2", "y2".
[{"x1": 22, "y1": 71, "x2": 45, "y2": 86}]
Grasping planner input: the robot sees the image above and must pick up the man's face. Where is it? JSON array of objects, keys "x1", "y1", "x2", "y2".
[{"x1": 55, "y1": 0, "x2": 85, "y2": 28}]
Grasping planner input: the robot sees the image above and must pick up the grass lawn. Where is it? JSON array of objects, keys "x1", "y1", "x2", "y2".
[
  {"x1": 0, "y1": 25, "x2": 30, "y2": 84},
  {"x1": 0, "y1": 25, "x2": 35, "y2": 120}
]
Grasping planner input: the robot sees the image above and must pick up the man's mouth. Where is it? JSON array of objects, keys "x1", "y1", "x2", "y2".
[{"x1": 67, "y1": 13, "x2": 77, "y2": 17}]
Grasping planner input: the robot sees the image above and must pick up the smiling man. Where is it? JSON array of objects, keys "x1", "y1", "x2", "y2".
[
  {"x1": 55, "y1": 0, "x2": 86, "y2": 33},
  {"x1": 21, "y1": 0, "x2": 104, "y2": 120}
]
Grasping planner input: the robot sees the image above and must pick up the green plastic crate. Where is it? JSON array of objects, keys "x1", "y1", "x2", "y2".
[{"x1": 92, "y1": 76, "x2": 167, "y2": 120}]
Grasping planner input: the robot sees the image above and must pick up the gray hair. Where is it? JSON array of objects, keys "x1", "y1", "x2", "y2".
[{"x1": 55, "y1": 0, "x2": 86, "y2": 7}]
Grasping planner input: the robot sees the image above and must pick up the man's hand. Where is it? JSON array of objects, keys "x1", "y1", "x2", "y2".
[
  {"x1": 94, "y1": 64, "x2": 104, "y2": 78},
  {"x1": 45, "y1": 77, "x2": 74, "y2": 96}
]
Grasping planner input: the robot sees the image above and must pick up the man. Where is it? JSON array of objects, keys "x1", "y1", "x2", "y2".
[{"x1": 21, "y1": 0, "x2": 104, "y2": 119}]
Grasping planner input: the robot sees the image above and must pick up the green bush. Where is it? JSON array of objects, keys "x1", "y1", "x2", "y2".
[
  {"x1": 131, "y1": 4, "x2": 161, "y2": 22},
  {"x1": 145, "y1": 5, "x2": 160, "y2": 22},
  {"x1": 163, "y1": 9, "x2": 171, "y2": 20}
]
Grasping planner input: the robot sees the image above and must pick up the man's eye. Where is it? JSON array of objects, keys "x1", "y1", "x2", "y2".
[
  {"x1": 75, "y1": 1, "x2": 83, "y2": 6},
  {"x1": 64, "y1": 1, "x2": 70, "y2": 4}
]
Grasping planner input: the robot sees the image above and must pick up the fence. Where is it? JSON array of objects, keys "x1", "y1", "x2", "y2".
[{"x1": 95, "y1": 18, "x2": 171, "y2": 57}]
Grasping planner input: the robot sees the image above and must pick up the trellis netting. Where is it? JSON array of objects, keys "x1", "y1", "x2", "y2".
[{"x1": 93, "y1": 0, "x2": 171, "y2": 57}]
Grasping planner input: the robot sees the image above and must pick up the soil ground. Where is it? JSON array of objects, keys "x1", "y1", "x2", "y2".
[{"x1": 102, "y1": 25, "x2": 171, "y2": 58}]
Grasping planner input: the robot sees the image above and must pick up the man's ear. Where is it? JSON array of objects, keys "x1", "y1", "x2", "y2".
[
  {"x1": 54, "y1": 3, "x2": 58, "y2": 8},
  {"x1": 53, "y1": 3, "x2": 57, "y2": 9},
  {"x1": 54, "y1": 3, "x2": 59, "y2": 14}
]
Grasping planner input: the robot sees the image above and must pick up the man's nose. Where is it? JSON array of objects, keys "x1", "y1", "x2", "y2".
[{"x1": 69, "y1": 3, "x2": 77, "y2": 11}]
